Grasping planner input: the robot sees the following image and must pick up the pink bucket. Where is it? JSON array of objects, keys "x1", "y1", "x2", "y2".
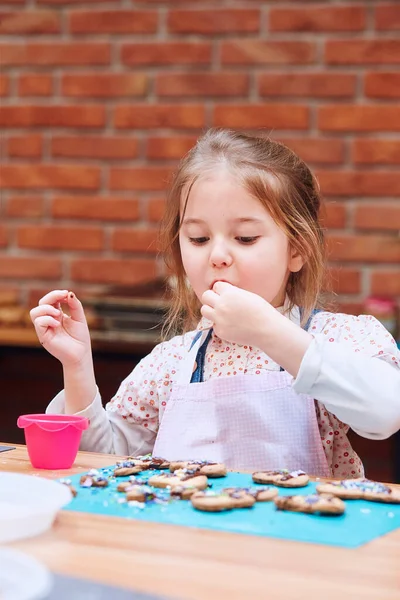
[{"x1": 17, "y1": 414, "x2": 89, "y2": 469}]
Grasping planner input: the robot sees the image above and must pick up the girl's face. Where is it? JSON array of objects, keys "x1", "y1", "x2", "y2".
[{"x1": 179, "y1": 171, "x2": 303, "y2": 308}]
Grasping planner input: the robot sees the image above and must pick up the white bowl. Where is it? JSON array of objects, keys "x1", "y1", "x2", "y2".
[
  {"x1": 0, "y1": 548, "x2": 53, "y2": 600},
  {"x1": 0, "y1": 472, "x2": 72, "y2": 543}
]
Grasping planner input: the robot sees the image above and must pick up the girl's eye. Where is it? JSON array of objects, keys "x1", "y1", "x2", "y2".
[
  {"x1": 236, "y1": 236, "x2": 259, "y2": 244},
  {"x1": 189, "y1": 237, "x2": 209, "y2": 245}
]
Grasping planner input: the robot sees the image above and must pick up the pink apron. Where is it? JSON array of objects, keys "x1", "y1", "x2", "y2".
[{"x1": 153, "y1": 329, "x2": 331, "y2": 476}]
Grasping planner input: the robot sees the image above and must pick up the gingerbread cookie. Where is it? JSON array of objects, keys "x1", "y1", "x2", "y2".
[
  {"x1": 116, "y1": 477, "x2": 137, "y2": 492},
  {"x1": 80, "y1": 469, "x2": 108, "y2": 488},
  {"x1": 223, "y1": 486, "x2": 278, "y2": 502},
  {"x1": 170, "y1": 485, "x2": 200, "y2": 500},
  {"x1": 149, "y1": 468, "x2": 208, "y2": 492},
  {"x1": 114, "y1": 460, "x2": 145, "y2": 477},
  {"x1": 125, "y1": 485, "x2": 156, "y2": 503},
  {"x1": 169, "y1": 460, "x2": 227, "y2": 478},
  {"x1": 252, "y1": 470, "x2": 309, "y2": 488},
  {"x1": 317, "y1": 479, "x2": 400, "y2": 504},
  {"x1": 126, "y1": 455, "x2": 170, "y2": 470},
  {"x1": 275, "y1": 494, "x2": 345, "y2": 515},
  {"x1": 191, "y1": 489, "x2": 256, "y2": 512}
]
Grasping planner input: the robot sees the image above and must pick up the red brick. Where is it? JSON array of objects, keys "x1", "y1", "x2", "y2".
[
  {"x1": 114, "y1": 105, "x2": 204, "y2": 130},
  {"x1": 213, "y1": 104, "x2": 309, "y2": 130},
  {"x1": 121, "y1": 42, "x2": 211, "y2": 66},
  {"x1": 364, "y1": 72, "x2": 400, "y2": 98},
  {"x1": 354, "y1": 205, "x2": 400, "y2": 232},
  {"x1": 371, "y1": 271, "x2": 400, "y2": 296},
  {"x1": 0, "y1": 226, "x2": 8, "y2": 248},
  {"x1": 147, "y1": 136, "x2": 197, "y2": 160},
  {"x1": 375, "y1": 3, "x2": 400, "y2": 31},
  {"x1": 327, "y1": 234, "x2": 400, "y2": 263},
  {"x1": 0, "y1": 165, "x2": 100, "y2": 190},
  {"x1": 156, "y1": 73, "x2": 249, "y2": 98},
  {"x1": 317, "y1": 171, "x2": 400, "y2": 197},
  {"x1": 17, "y1": 225, "x2": 104, "y2": 251},
  {"x1": 221, "y1": 41, "x2": 315, "y2": 65},
  {"x1": 321, "y1": 203, "x2": 346, "y2": 229},
  {"x1": 0, "y1": 257, "x2": 62, "y2": 280},
  {"x1": 51, "y1": 196, "x2": 140, "y2": 221},
  {"x1": 69, "y1": 10, "x2": 157, "y2": 34},
  {"x1": 147, "y1": 198, "x2": 165, "y2": 222},
  {"x1": 269, "y1": 6, "x2": 365, "y2": 32},
  {"x1": 37, "y1": 0, "x2": 121, "y2": 3},
  {"x1": 258, "y1": 73, "x2": 356, "y2": 98},
  {"x1": 61, "y1": 74, "x2": 148, "y2": 98},
  {"x1": 318, "y1": 105, "x2": 400, "y2": 132},
  {"x1": 325, "y1": 40, "x2": 400, "y2": 65},
  {"x1": 277, "y1": 138, "x2": 344, "y2": 165},
  {"x1": 0, "y1": 10, "x2": 60, "y2": 34},
  {"x1": 0, "y1": 105, "x2": 105, "y2": 128},
  {"x1": 6, "y1": 196, "x2": 45, "y2": 218},
  {"x1": 51, "y1": 136, "x2": 138, "y2": 160},
  {"x1": 168, "y1": 9, "x2": 260, "y2": 34},
  {"x1": 70, "y1": 258, "x2": 157, "y2": 285},
  {"x1": 8, "y1": 134, "x2": 43, "y2": 158},
  {"x1": 135, "y1": 0, "x2": 223, "y2": 2},
  {"x1": 0, "y1": 137, "x2": 6, "y2": 161},
  {"x1": 112, "y1": 228, "x2": 159, "y2": 254},
  {"x1": 352, "y1": 139, "x2": 400, "y2": 165},
  {"x1": 18, "y1": 74, "x2": 53, "y2": 96},
  {"x1": 0, "y1": 75, "x2": 9, "y2": 96},
  {"x1": 0, "y1": 43, "x2": 110, "y2": 67},
  {"x1": 110, "y1": 167, "x2": 172, "y2": 191},
  {"x1": 326, "y1": 268, "x2": 362, "y2": 295}
]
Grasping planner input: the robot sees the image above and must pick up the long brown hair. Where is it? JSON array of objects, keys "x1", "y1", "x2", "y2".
[{"x1": 160, "y1": 128, "x2": 326, "y2": 338}]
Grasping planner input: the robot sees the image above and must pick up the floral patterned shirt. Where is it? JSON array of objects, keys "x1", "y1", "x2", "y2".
[{"x1": 97, "y1": 309, "x2": 400, "y2": 478}]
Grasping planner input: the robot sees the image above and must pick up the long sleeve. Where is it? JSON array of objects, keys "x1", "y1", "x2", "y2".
[
  {"x1": 46, "y1": 331, "x2": 193, "y2": 455},
  {"x1": 293, "y1": 313, "x2": 400, "y2": 440},
  {"x1": 46, "y1": 388, "x2": 155, "y2": 455}
]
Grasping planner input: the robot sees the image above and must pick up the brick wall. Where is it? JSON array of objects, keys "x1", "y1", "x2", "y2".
[{"x1": 1, "y1": 1, "x2": 399, "y2": 313}]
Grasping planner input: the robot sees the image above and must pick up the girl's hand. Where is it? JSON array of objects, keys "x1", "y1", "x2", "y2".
[
  {"x1": 201, "y1": 282, "x2": 272, "y2": 348},
  {"x1": 30, "y1": 290, "x2": 92, "y2": 367},
  {"x1": 201, "y1": 281, "x2": 312, "y2": 376}
]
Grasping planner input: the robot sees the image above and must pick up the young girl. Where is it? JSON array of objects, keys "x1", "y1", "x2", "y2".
[{"x1": 31, "y1": 128, "x2": 400, "y2": 478}]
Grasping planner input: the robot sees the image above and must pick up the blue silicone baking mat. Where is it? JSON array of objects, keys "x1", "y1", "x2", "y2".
[{"x1": 61, "y1": 466, "x2": 400, "y2": 548}]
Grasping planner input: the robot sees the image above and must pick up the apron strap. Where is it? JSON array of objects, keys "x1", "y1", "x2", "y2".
[
  {"x1": 190, "y1": 329, "x2": 213, "y2": 383},
  {"x1": 190, "y1": 308, "x2": 323, "y2": 381}
]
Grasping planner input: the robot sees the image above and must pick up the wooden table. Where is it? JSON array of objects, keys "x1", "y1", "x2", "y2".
[{"x1": 2, "y1": 445, "x2": 400, "y2": 600}]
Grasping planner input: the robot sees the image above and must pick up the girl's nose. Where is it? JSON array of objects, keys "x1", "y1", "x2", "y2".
[{"x1": 209, "y1": 241, "x2": 233, "y2": 268}]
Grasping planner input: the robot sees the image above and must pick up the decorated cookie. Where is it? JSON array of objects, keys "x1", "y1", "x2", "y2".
[
  {"x1": 170, "y1": 485, "x2": 200, "y2": 500},
  {"x1": 252, "y1": 469, "x2": 309, "y2": 488},
  {"x1": 191, "y1": 489, "x2": 256, "y2": 512},
  {"x1": 126, "y1": 455, "x2": 170, "y2": 470},
  {"x1": 317, "y1": 479, "x2": 400, "y2": 504},
  {"x1": 169, "y1": 460, "x2": 227, "y2": 478},
  {"x1": 114, "y1": 460, "x2": 146, "y2": 477},
  {"x1": 116, "y1": 478, "x2": 134, "y2": 492},
  {"x1": 223, "y1": 486, "x2": 278, "y2": 502},
  {"x1": 125, "y1": 485, "x2": 156, "y2": 503},
  {"x1": 274, "y1": 493, "x2": 345, "y2": 515},
  {"x1": 80, "y1": 469, "x2": 108, "y2": 488},
  {"x1": 149, "y1": 468, "x2": 208, "y2": 492}
]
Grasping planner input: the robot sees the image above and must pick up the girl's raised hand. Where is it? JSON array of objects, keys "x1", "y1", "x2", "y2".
[
  {"x1": 30, "y1": 290, "x2": 92, "y2": 367},
  {"x1": 201, "y1": 282, "x2": 272, "y2": 348}
]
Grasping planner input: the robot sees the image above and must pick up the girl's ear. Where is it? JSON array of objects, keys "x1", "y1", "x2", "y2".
[{"x1": 288, "y1": 246, "x2": 304, "y2": 273}]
